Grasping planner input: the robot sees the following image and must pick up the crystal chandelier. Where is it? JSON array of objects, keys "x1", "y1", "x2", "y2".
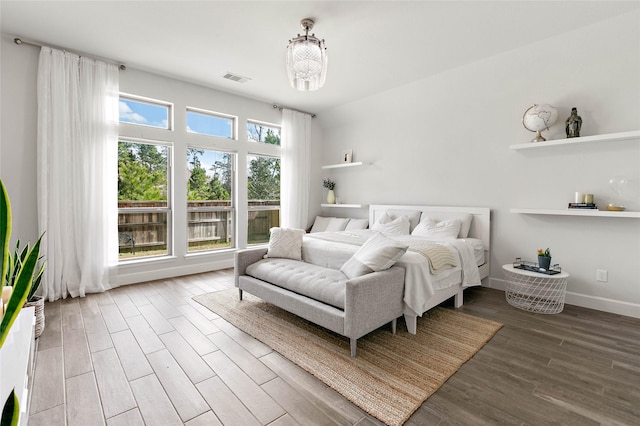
[{"x1": 286, "y1": 18, "x2": 328, "y2": 91}]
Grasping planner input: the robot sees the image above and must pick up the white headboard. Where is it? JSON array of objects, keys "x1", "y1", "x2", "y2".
[{"x1": 368, "y1": 204, "x2": 491, "y2": 251}]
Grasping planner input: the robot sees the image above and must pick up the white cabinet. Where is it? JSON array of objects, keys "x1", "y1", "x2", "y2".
[{"x1": 0, "y1": 307, "x2": 36, "y2": 426}]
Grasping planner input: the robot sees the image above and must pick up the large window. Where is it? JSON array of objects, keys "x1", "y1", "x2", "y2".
[
  {"x1": 186, "y1": 148, "x2": 234, "y2": 252},
  {"x1": 119, "y1": 95, "x2": 171, "y2": 129},
  {"x1": 187, "y1": 108, "x2": 235, "y2": 139},
  {"x1": 118, "y1": 140, "x2": 171, "y2": 259},
  {"x1": 247, "y1": 154, "x2": 280, "y2": 244},
  {"x1": 248, "y1": 120, "x2": 281, "y2": 145}
]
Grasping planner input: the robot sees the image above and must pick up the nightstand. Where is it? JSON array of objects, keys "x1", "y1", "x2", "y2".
[{"x1": 502, "y1": 264, "x2": 569, "y2": 314}]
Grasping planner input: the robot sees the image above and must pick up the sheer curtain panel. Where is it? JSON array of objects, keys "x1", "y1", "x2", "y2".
[
  {"x1": 37, "y1": 47, "x2": 119, "y2": 300},
  {"x1": 281, "y1": 109, "x2": 311, "y2": 229}
]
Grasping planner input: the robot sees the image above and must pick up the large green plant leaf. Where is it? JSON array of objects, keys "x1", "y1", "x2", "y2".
[
  {"x1": 0, "y1": 180, "x2": 11, "y2": 288},
  {"x1": 0, "y1": 389, "x2": 19, "y2": 426},
  {"x1": 0, "y1": 238, "x2": 40, "y2": 347}
]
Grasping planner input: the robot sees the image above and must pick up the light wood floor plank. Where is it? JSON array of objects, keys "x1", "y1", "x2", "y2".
[
  {"x1": 98, "y1": 303, "x2": 128, "y2": 333},
  {"x1": 105, "y1": 408, "x2": 145, "y2": 426},
  {"x1": 184, "y1": 410, "x2": 223, "y2": 426},
  {"x1": 82, "y1": 312, "x2": 114, "y2": 353},
  {"x1": 195, "y1": 376, "x2": 261, "y2": 426},
  {"x1": 159, "y1": 330, "x2": 215, "y2": 384},
  {"x1": 28, "y1": 403, "x2": 65, "y2": 426},
  {"x1": 109, "y1": 290, "x2": 141, "y2": 318},
  {"x1": 208, "y1": 329, "x2": 277, "y2": 385},
  {"x1": 203, "y1": 350, "x2": 285, "y2": 424},
  {"x1": 130, "y1": 374, "x2": 182, "y2": 425},
  {"x1": 177, "y1": 304, "x2": 220, "y2": 335},
  {"x1": 213, "y1": 317, "x2": 272, "y2": 358},
  {"x1": 62, "y1": 328, "x2": 92, "y2": 378},
  {"x1": 110, "y1": 329, "x2": 154, "y2": 380},
  {"x1": 92, "y1": 348, "x2": 137, "y2": 418},
  {"x1": 148, "y1": 293, "x2": 184, "y2": 319},
  {"x1": 168, "y1": 315, "x2": 218, "y2": 356},
  {"x1": 138, "y1": 303, "x2": 175, "y2": 335},
  {"x1": 124, "y1": 314, "x2": 165, "y2": 354},
  {"x1": 66, "y1": 372, "x2": 105, "y2": 426},
  {"x1": 183, "y1": 295, "x2": 220, "y2": 320},
  {"x1": 37, "y1": 301, "x2": 62, "y2": 351},
  {"x1": 262, "y1": 377, "x2": 339, "y2": 426},
  {"x1": 147, "y1": 349, "x2": 210, "y2": 422},
  {"x1": 30, "y1": 346, "x2": 65, "y2": 414}
]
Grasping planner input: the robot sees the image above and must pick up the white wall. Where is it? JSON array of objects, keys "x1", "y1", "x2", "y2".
[
  {"x1": 318, "y1": 11, "x2": 640, "y2": 318},
  {"x1": 0, "y1": 36, "x2": 322, "y2": 286}
]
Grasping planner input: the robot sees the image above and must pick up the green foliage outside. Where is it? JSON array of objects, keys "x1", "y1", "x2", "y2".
[{"x1": 118, "y1": 142, "x2": 168, "y2": 201}]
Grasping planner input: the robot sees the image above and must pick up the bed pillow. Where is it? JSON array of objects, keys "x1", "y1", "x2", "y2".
[
  {"x1": 325, "y1": 218, "x2": 350, "y2": 232},
  {"x1": 264, "y1": 227, "x2": 305, "y2": 260},
  {"x1": 310, "y1": 216, "x2": 333, "y2": 233},
  {"x1": 422, "y1": 213, "x2": 473, "y2": 238},
  {"x1": 345, "y1": 218, "x2": 369, "y2": 230},
  {"x1": 371, "y1": 214, "x2": 411, "y2": 235},
  {"x1": 386, "y1": 209, "x2": 422, "y2": 233},
  {"x1": 412, "y1": 217, "x2": 461, "y2": 240},
  {"x1": 340, "y1": 233, "x2": 409, "y2": 278}
]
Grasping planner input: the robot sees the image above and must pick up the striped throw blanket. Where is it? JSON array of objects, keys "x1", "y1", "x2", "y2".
[{"x1": 400, "y1": 240, "x2": 457, "y2": 274}]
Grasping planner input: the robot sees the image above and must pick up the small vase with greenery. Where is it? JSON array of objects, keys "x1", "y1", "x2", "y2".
[
  {"x1": 537, "y1": 248, "x2": 551, "y2": 270},
  {"x1": 323, "y1": 179, "x2": 336, "y2": 204}
]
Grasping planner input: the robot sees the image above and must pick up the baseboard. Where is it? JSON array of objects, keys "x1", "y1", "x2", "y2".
[
  {"x1": 116, "y1": 258, "x2": 234, "y2": 287},
  {"x1": 485, "y1": 276, "x2": 640, "y2": 319}
]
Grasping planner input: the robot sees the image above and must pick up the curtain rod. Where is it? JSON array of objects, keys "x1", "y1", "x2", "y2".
[
  {"x1": 272, "y1": 104, "x2": 316, "y2": 118},
  {"x1": 13, "y1": 37, "x2": 127, "y2": 71}
]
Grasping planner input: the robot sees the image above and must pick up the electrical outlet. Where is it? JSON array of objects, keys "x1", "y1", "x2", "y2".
[{"x1": 596, "y1": 269, "x2": 608, "y2": 282}]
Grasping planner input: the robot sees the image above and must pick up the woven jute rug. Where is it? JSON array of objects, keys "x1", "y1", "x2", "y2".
[{"x1": 194, "y1": 289, "x2": 502, "y2": 426}]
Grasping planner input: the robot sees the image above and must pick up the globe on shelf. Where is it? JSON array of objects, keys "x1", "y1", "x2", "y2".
[{"x1": 522, "y1": 104, "x2": 558, "y2": 142}]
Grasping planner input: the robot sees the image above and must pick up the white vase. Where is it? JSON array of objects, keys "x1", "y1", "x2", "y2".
[{"x1": 326, "y1": 190, "x2": 336, "y2": 204}]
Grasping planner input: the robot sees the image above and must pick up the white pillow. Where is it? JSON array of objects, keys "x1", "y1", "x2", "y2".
[
  {"x1": 345, "y1": 218, "x2": 369, "y2": 230},
  {"x1": 264, "y1": 227, "x2": 305, "y2": 260},
  {"x1": 412, "y1": 217, "x2": 461, "y2": 240},
  {"x1": 325, "y1": 218, "x2": 350, "y2": 232},
  {"x1": 340, "y1": 233, "x2": 409, "y2": 278},
  {"x1": 422, "y1": 213, "x2": 473, "y2": 238},
  {"x1": 310, "y1": 216, "x2": 333, "y2": 233},
  {"x1": 371, "y1": 215, "x2": 410, "y2": 235},
  {"x1": 386, "y1": 209, "x2": 422, "y2": 233}
]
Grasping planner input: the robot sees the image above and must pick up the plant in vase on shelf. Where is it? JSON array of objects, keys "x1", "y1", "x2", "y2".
[
  {"x1": 323, "y1": 178, "x2": 336, "y2": 204},
  {"x1": 537, "y1": 248, "x2": 551, "y2": 270}
]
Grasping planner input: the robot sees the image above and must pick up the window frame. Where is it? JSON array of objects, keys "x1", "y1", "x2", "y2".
[
  {"x1": 185, "y1": 146, "x2": 236, "y2": 253},
  {"x1": 119, "y1": 93, "x2": 174, "y2": 130},
  {"x1": 117, "y1": 137, "x2": 174, "y2": 261},
  {"x1": 186, "y1": 106, "x2": 237, "y2": 140},
  {"x1": 247, "y1": 119, "x2": 282, "y2": 145}
]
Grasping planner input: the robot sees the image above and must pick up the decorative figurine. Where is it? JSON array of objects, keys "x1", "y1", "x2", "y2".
[{"x1": 565, "y1": 107, "x2": 582, "y2": 138}]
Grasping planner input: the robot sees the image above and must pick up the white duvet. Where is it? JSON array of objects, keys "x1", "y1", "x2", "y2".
[{"x1": 303, "y1": 230, "x2": 482, "y2": 317}]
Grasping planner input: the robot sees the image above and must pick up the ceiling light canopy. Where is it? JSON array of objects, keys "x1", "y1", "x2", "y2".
[{"x1": 286, "y1": 18, "x2": 327, "y2": 92}]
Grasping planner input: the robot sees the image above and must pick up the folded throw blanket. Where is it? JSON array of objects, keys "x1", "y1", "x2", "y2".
[{"x1": 400, "y1": 240, "x2": 457, "y2": 274}]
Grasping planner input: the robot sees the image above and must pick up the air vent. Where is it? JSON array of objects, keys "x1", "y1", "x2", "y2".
[{"x1": 222, "y1": 72, "x2": 251, "y2": 84}]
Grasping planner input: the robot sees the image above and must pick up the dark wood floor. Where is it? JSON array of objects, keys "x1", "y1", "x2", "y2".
[{"x1": 28, "y1": 269, "x2": 640, "y2": 425}]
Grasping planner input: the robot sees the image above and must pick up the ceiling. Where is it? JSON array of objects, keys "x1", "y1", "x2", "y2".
[{"x1": 2, "y1": 1, "x2": 638, "y2": 114}]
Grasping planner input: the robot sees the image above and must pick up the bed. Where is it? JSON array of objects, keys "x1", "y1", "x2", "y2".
[{"x1": 304, "y1": 204, "x2": 491, "y2": 334}]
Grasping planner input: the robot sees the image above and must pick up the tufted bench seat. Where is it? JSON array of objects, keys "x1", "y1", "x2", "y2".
[{"x1": 235, "y1": 247, "x2": 405, "y2": 357}]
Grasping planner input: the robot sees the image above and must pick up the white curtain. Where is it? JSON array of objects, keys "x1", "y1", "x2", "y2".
[
  {"x1": 280, "y1": 109, "x2": 311, "y2": 229},
  {"x1": 37, "y1": 47, "x2": 119, "y2": 300}
]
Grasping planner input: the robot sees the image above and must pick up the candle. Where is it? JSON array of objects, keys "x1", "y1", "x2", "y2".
[
  {"x1": 574, "y1": 192, "x2": 584, "y2": 203},
  {"x1": 583, "y1": 194, "x2": 594, "y2": 204},
  {"x1": 1, "y1": 286, "x2": 12, "y2": 304}
]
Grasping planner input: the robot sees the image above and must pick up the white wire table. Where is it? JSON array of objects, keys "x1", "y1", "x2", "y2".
[{"x1": 502, "y1": 264, "x2": 569, "y2": 314}]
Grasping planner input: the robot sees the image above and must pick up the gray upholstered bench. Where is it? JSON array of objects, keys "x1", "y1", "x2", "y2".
[{"x1": 235, "y1": 247, "x2": 405, "y2": 357}]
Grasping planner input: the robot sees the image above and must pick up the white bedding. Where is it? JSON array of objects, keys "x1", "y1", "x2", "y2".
[{"x1": 303, "y1": 230, "x2": 483, "y2": 317}]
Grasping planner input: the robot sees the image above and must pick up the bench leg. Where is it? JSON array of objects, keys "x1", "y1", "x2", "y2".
[
  {"x1": 391, "y1": 318, "x2": 397, "y2": 334},
  {"x1": 238, "y1": 289, "x2": 243, "y2": 300},
  {"x1": 350, "y1": 338, "x2": 357, "y2": 358},
  {"x1": 404, "y1": 313, "x2": 417, "y2": 334}
]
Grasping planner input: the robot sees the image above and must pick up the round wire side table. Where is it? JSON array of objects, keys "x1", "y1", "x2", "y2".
[{"x1": 502, "y1": 264, "x2": 569, "y2": 314}]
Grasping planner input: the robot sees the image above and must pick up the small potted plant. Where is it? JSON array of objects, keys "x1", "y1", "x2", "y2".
[
  {"x1": 323, "y1": 178, "x2": 336, "y2": 204},
  {"x1": 537, "y1": 248, "x2": 551, "y2": 270}
]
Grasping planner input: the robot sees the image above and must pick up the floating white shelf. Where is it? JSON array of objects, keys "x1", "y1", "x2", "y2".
[
  {"x1": 510, "y1": 208, "x2": 640, "y2": 218},
  {"x1": 321, "y1": 203, "x2": 366, "y2": 209},
  {"x1": 509, "y1": 130, "x2": 640, "y2": 150},
  {"x1": 321, "y1": 161, "x2": 364, "y2": 169}
]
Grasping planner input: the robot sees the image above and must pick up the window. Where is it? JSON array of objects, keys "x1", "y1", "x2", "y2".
[
  {"x1": 187, "y1": 108, "x2": 235, "y2": 139},
  {"x1": 247, "y1": 154, "x2": 280, "y2": 244},
  {"x1": 186, "y1": 148, "x2": 234, "y2": 252},
  {"x1": 119, "y1": 95, "x2": 171, "y2": 129},
  {"x1": 118, "y1": 140, "x2": 172, "y2": 259},
  {"x1": 247, "y1": 121, "x2": 281, "y2": 145}
]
